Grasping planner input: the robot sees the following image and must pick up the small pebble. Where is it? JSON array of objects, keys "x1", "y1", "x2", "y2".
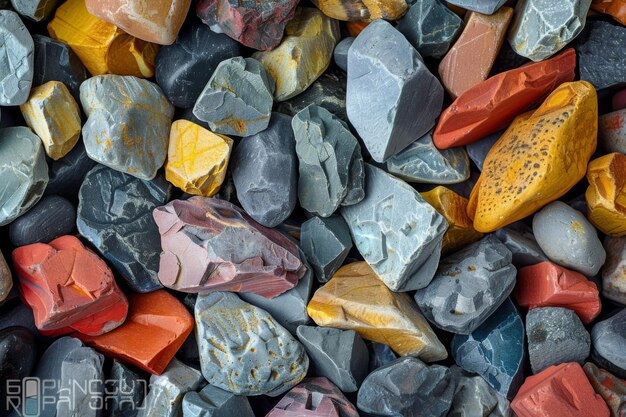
[
  {"x1": 0, "y1": 10, "x2": 34, "y2": 106},
  {"x1": 592, "y1": 309, "x2": 626, "y2": 378},
  {"x1": 369, "y1": 343, "x2": 397, "y2": 372},
  {"x1": 182, "y1": 384, "x2": 255, "y2": 417},
  {"x1": 9, "y1": 195, "x2": 76, "y2": 247},
  {"x1": 602, "y1": 236, "x2": 626, "y2": 305},
  {"x1": 300, "y1": 215, "x2": 353, "y2": 283}
]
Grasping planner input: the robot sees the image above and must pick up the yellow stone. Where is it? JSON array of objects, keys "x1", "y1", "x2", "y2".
[
  {"x1": 307, "y1": 262, "x2": 447, "y2": 361},
  {"x1": 421, "y1": 186, "x2": 483, "y2": 255},
  {"x1": 166, "y1": 120, "x2": 233, "y2": 197},
  {"x1": 586, "y1": 153, "x2": 626, "y2": 237},
  {"x1": 47, "y1": 0, "x2": 158, "y2": 77},
  {"x1": 253, "y1": 8, "x2": 339, "y2": 101},
  {"x1": 468, "y1": 81, "x2": 598, "y2": 233},
  {"x1": 20, "y1": 81, "x2": 81, "y2": 160},
  {"x1": 311, "y1": 0, "x2": 408, "y2": 21}
]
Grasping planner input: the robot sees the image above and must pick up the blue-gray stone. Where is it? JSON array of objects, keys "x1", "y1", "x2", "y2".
[
  {"x1": 293, "y1": 104, "x2": 364, "y2": 217},
  {"x1": 386, "y1": 130, "x2": 470, "y2": 184},
  {"x1": 341, "y1": 163, "x2": 448, "y2": 292},
  {"x1": 447, "y1": 172, "x2": 479, "y2": 199},
  {"x1": 357, "y1": 357, "x2": 456, "y2": 417},
  {"x1": 414, "y1": 235, "x2": 516, "y2": 335},
  {"x1": 451, "y1": 299, "x2": 525, "y2": 399},
  {"x1": 576, "y1": 20, "x2": 626, "y2": 90},
  {"x1": 105, "y1": 360, "x2": 146, "y2": 417},
  {"x1": 333, "y1": 37, "x2": 353, "y2": 72},
  {"x1": 300, "y1": 215, "x2": 352, "y2": 283},
  {"x1": 466, "y1": 131, "x2": 502, "y2": 171},
  {"x1": 447, "y1": 0, "x2": 507, "y2": 14},
  {"x1": 368, "y1": 343, "x2": 398, "y2": 372},
  {"x1": 448, "y1": 366, "x2": 512, "y2": 417},
  {"x1": 0, "y1": 10, "x2": 33, "y2": 106},
  {"x1": 10, "y1": 0, "x2": 58, "y2": 21},
  {"x1": 57, "y1": 347, "x2": 105, "y2": 417},
  {"x1": 347, "y1": 20, "x2": 443, "y2": 163},
  {"x1": 44, "y1": 142, "x2": 97, "y2": 197},
  {"x1": 494, "y1": 222, "x2": 548, "y2": 267},
  {"x1": 193, "y1": 57, "x2": 275, "y2": 137},
  {"x1": 77, "y1": 165, "x2": 170, "y2": 293},
  {"x1": 592, "y1": 309, "x2": 626, "y2": 379},
  {"x1": 182, "y1": 384, "x2": 254, "y2": 417},
  {"x1": 9, "y1": 195, "x2": 76, "y2": 246},
  {"x1": 396, "y1": 0, "x2": 463, "y2": 58}
]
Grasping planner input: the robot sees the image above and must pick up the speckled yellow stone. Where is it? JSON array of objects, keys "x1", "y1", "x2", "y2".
[
  {"x1": 586, "y1": 153, "x2": 626, "y2": 237},
  {"x1": 421, "y1": 186, "x2": 483, "y2": 255},
  {"x1": 307, "y1": 262, "x2": 447, "y2": 361},
  {"x1": 166, "y1": 120, "x2": 233, "y2": 197},
  {"x1": 468, "y1": 81, "x2": 598, "y2": 233},
  {"x1": 20, "y1": 81, "x2": 81, "y2": 160},
  {"x1": 311, "y1": 0, "x2": 408, "y2": 21},
  {"x1": 253, "y1": 8, "x2": 339, "y2": 101},
  {"x1": 47, "y1": 0, "x2": 158, "y2": 77}
]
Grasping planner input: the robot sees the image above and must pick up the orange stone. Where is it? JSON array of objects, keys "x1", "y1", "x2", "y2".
[
  {"x1": 438, "y1": 8, "x2": 513, "y2": 99},
  {"x1": 591, "y1": 0, "x2": 626, "y2": 26},
  {"x1": 586, "y1": 153, "x2": 626, "y2": 237},
  {"x1": 346, "y1": 21, "x2": 368, "y2": 37},
  {"x1": 433, "y1": 49, "x2": 576, "y2": 149},
  {"x1": 515, "y1": 261, "x2": 601, "y2": 324},
  {"x1": 77, "y1": 290, "x2": 194, "y2": 375}
]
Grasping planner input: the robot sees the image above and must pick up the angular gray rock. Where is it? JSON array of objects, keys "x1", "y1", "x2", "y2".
[
  {"x1": 448, "y1": 366, "x2": 511, "y2": 417},
  {"x1": 414, "y1": 235, "x2": 517, "y2": 335},
  {"x1": 80, "y1": 75, "x2": 175, "y2": 180},
  {"x1": 57, "y1": 347, "x2": 105, "y2": 417},
  {"x1": 293, "y1": 104, "x2": 365, "y2": 217},
  {"x1": 0, "y1": 10, "x2": 34, "y2": 106},
  {"x1": 447, "y1": 0, "x2": 508, "y2": 14},
  {"x1": 231, "y1": 112, "x2": 297, "y2": 227},
  {"x1": 11, "y1": 0, "x2": 59, "y2": 21},
  {"x1": 533, "y1": 201, "x2": 606, "y2": 276},
  {"x1": 9, "y1": 195, "x2": 76, "y2": 246},
  {"x1": 576, "y1": 20, "x2": 626, "y2": 90},
  {"x1": 466, "y1": 131, "x2": 501, "y2": 172},
  {"x1": 333, "y1": 37, "x2": 353, "y2": 72},
  {"x1": 508, "y1": 0, "x2": 593, "y2": 62},
  {"x1": 357, "y1": 357, "x2": 456, "y2": 417},
  {"x1": 300, "y1": 215, "x2": 353, "y2": 283},
  {"x1": 195, "y1": 292, "x2": 309, "y2": 396},
  {"x1": 193, "y1": 57, "x2": 275, "y2": 137},
  {"x1": 296, "y1": 325, "x2": 369, "y2": 393},
  {"x1": 494, "y1": 222, "x2": 548, "y2": 267},
  {"x1": 591, "y1": 309, "x2": 626, "y2": 378},
  {"x1": 0, "y1": 127, "x2": 49, "y2": 226},
  {"x1": 602, "y1": 236, "x2": 626, "y2": 305},
  {"x1": 0, "y1": 250, "x2": 11, "y2": 305},
  {"x1": 369, "y1": 343, "x2": 398, "y2": 372},
  {"x1": 347, "y1": 20, "x2": 443, "y2": 163},
  {"x1": 341, "y1": 164, "x2": 448, "y2": 292},
  {"x1": 182, "y1": 384, "x2": 254, "y2": 417},
  {"x1": 526, "y1": 307, "x2": 591, "y2": 374},
  {"x1": 106, "y1": 360, "x2": 146, "y2": 417},
  {"x1": 386, "y1": 130, "x2": 470, "y2": 184}
]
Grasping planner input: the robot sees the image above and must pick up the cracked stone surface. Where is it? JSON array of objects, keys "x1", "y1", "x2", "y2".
[
  {"x1": 182, "y1": 384, "x2": 255, "y2": 417},
  {"x1": 9, "y1": 195, "x2": 76, "y2": 247},
  {"x1": 57, "y1": 346, "x2": 105, "y2": 417},
  {"x1": 300, "y1": 215, "x2": 352, "y2": 283},
  {"x1": 447, "y1": 0, "x2": 508, "y2": 14},
  {"x1": 0, "y1": 10, "x2": 34, "y2": 105},
  {"x1": 576, "y1": 20, "x2": 626, "y2": 90},
  {"x1": 494, "y1": 222, "x2": 548, "y2": 267},
  {"x1": 449, "y1": 366, "x2": 512, "y2": 417},
  {"x1": 592, "y1": 309, "x2": 626, "y2": 378},
  {"x1": 106, "y1": 360, "x2": 146, "y2": 417}
]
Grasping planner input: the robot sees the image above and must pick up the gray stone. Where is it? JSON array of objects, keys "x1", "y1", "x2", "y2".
[
  {"x1": 293, "y1": 104, "x2": 365, "y2": 217},
  {"x1": 533, "y1": 201, "x2": 606, "y2": 276},
  {"x1": 414, "y1": 235, "x2": 517, "y2": 335},
  {"x1": 300, "y1": 215, "x2": 352, "y2": 283},
  {"x1": 77, "y1": 165, "x2": 170, "y2": 293},
  {"x1": 11, "y1": 0, "x2": 58, "y2": 21},
  {"x1": 80, "y1": 75, "x2": 175, "y2": 180},
  {"x1": 57, "y1": 347, "x2": 105, "y2": 417},
  {"x1": 231, "y1": 112, "x2": 297, "y2": 227},
  {"x1": 0, "y1": 327, "x2": 37, "y2": 413},
  {"x1": 341, "y1": 164, "x2": 448, "y2": 292},
  {"x1": 494, "y1": 222, "x2": 548, "y2": 267},
  {"x1": 333, "y1": 37, "x2": 353, "y2": 71},
  {"x1": 447, "y1": 0, "x2": 508, "y2": 14},
  {"x1": 602, "y1": 236, "x2": 626, "y2": 305},
  {"x1": 9, "y1": 195, "x2": 76, "y2": 246},
  {"x1": 447, "y1": 172, "x2": 479, "y2": 199},
  {"x1": 396, "y1": 0, "x2": 463, "y2": 58},
  {"x1": 347, "y1": 20, "x2": 443, "y2": 163},
  {"x1": 508, "y1": 0, "x2": 592, "y2": 62},
  {"x1": 526, "y1": 307, "x2": 591, "y2": 374},
  {"x1": 592, "y1": 309, "x2": 626, "y2": 378},
  {"x1": 386, "y1": 130, "x2": 470, "y2": 184},
  {"x1": 182, "y1": 384, "x2": 254, "y2": 417},
  {"x1": 105, "y1": 360, "x2": 146, "y2": 417},
  {"x1": 0, "y1": 127, "x2": 48, "y2": 226},
  {"x1": 576, "y1": 20, "x2": 626, "y2": 90},
  {"x1": 195, "y1": 292, "x2": 309, "y2": 396},
  {"x1": 44, "y1": 142, "x2": 97, "y2": 197},
  {"x1": 296, "y1": 325, "x2": 369, "y2": 393},
  {"x1": 138, "y1": 358, "x2": 203, "y2": 417},
  {"x1": 369, "y1": 343, "x2": 397, "y2": 372},
  {"x1": 466, "y1": 131, "x2": 501, "y2": 171},
  {"x1": 448, "y1": 366, "x2": 511, "y2": 417},
  {"x1": 357, "y1": 357, "x2": 456, "y2": 417},
  {"x1": 0, "y1": 10, "x2": 33, "y2": 105},
  {"x1": 0, "y1": 250, "x2": 12, "y2": 305},
  {"x1": 193, "y1": 57, "x2": 275, "y2": 137}
]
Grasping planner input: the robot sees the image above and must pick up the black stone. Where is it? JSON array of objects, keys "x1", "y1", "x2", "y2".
[
  {"x1": 577, "y1": 20, "x2": 626, "y2": 90},
  {"x1": 9, "y1": 195, "x2": 76, "y2": 246},
  {"x1": 0, "y1": 327, "x2": 36, "y2": 417},
  {"x1": 105, "y1": 360, "x2": 146, "y2": 417},
  {"x1": 44, "y1": 141, "x2": 97, "y2": 198}
]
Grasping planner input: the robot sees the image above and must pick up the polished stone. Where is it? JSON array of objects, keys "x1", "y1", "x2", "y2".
[
  {"x1": 592, "y1": 309, "x2": 626, "y2": 378},
  {"x1": 447, "y1": 0, "x2": 508, "y2": 14},
  {"x1": 57, "y1": 346, "x2": 105, "y2": 417},
  {"x1": 11, "y1": 0, "x2": 59, "y2": 21},
  {"x1": 333, "y1": 37, "x2": 353, "y2": 72},
  {"x1": 0, "y1": 10, "x2": 33, "y2": 106},
  {"x1": 300, "y1": 216, "x2": 352, "y2": 283},
  {"x1": 182, "y1": 384, "x2": 254, "y2": 417},
  {"x1": 0, "y1": 250, "x2": 11, "y2": 304},
  {"x1": 583, "y1": 362, "x2": 626, "y2": 417},
  {"x1": 603, "y1": 236, "x2": 626, "y2": 305},
  {"x1": 448, "y1": 366, "x2": 511, "y2": 417},
  {"x1": 44, "y1": 142, "x2": 97, "y2": 197},
  {"x1": 9, "y1": 195, "x2": 76, "y2": 247},
  {"x1": 494, "y1": 222, "x2": 548, "y2": 267},
  {"x1": 586, "y1": 153, "x2": 626, "y2": 237},
  {"x1": 576, "y1": 20, "x2": 626, "y2": 90}
]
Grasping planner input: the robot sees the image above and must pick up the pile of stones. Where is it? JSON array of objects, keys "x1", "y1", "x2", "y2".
[{"x1": 0, "y1": 0, "x2": 625, "y2": 416}]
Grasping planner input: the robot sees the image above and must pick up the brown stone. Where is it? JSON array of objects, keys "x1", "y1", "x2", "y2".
[
  {"x1": 346, "y1": 21, "x2": 368, "y2": 37},
  {"x1": 586, "y1": 153, "x2": 626, "y2": 237},
  {"x1": 591, "y1": 0, "x2": 626, "y2": 25},
  {"x1": 311, "y1": 0, "x2": 408, "y2": 21},
  {"x1": 0, "y1": 250, "x2": 12, "y2": 305}
]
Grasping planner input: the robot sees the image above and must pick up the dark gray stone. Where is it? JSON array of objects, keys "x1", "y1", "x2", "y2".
[
  {"x1": 77, "y1": 165, "x2": 170, "y2": 293},
  {"x1": 333, "y1": 37, "x2": 353, "y2": 72},
  {"x1": 296, "y1": 325, "x2": 369, "y2": 392},
  {"x1": 300, "y1": 215, "x2": 352, "y2": 283},
  {"x1": 9, "y1": 195, "x2": 76, "y2": 246},
  {"x1": 44, "y1": 142, "x2": 97, "y2": 197},
  {"x1": 105, "y1": 360, "x2": 146, "y2": 417},
  {"x1": 466, "y1": 131, "x2": 501, "y2": 171},
  {"x1": 182, "y1": 382, "x2": 254, "y2": 417},
  {"x1": 293, "y1": 104, "x2": 364, "y2": 217},
  {"x1": 490, "y1": 42, "x2": 531, "y2": 76},
  {"x1": 448, "y1": 366, "x2": 511, "y2": 417},
  {"x1": 0, "y1": 327, "x2": 36, "y2": 414},
  {"x1": 57, "y1": 347, "x2": 105, "y2": 417},
  {"x1": 0, "y1": 10, "x2": 33, "y2": 106},
  {"x1": 447, "y1": 172, "x2": 480, "y2": 199},
  {"x1": 576, "y1": 20, "x2": 626, "y2": 90},
  {"x1": 494, "y1": 222, "x2": 548, "y2": 267},
  {"x1": 368, "y1": 343, "x2": 397, "y2": 372},
  {"x1": 231, "y1": 112, "x2": 297, "y2": 227},
  {"x1": 347, "y1": 20, "x2": 443, "y2": 163},
  {"x1": 11, "y1": 0, "x2": 58, "y2": 21},
  {"x1": 592, "y1": 309, "x2": 626, "y2": 378},
  {"x1": 447, "y1": 0, "x2": 507, "y2": 14}
]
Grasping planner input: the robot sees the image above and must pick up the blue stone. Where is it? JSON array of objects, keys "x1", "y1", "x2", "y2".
[
  {"x1": 466, "y1": 131, "x2": 502, "y2": 171},
  {"x1": 368, "y1": 343, "x2": 397, "y2": 372}
]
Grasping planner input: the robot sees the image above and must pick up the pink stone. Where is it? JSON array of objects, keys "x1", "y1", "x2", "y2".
[
  {"x1": 613, "y1": 89, "x2": 626, "y2": 111},
  {"x1": 599, "y1": 108, "x2": 626, "y2": 154}
]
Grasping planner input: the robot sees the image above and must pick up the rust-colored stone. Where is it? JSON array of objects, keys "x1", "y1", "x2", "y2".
[
  {"x1": 346, "y1": 21, "x2": 368, "y2": 37},
  {"x1": 591, "y1": 0, "x2": 626, "y2": 25},
  {"x1": 586, "y1": 153, "x2": 626, "y2": 237},
  {"x1": 614, "y1": 89, "x2": 626, "y2": 111}
]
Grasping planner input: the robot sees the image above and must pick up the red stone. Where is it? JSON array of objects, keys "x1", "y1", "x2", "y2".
[
  {"x1": 12, "y1": 235, "x2": 128, "y2": 337},
  {"x1": 515, "y1": 261, "x2": 601, "y2": 324},
  {"x1": 77, "y1": 290, "x2": 193, "y2": 375},
  {"x1": 434, "y1": 48, "x2": 576, "y2": 149},
  {"x1": 613, "y1": 89, "x2": 626, "y2": 111},
  {"x1": 347, "y1": 22, "x2": 368, "y2": 37},
  {"x1": 511, "y1": 363, "x2": 610, "y2": 417}
]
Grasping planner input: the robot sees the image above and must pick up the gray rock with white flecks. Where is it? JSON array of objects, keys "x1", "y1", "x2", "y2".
[
  {"x1": 448, "y1": 366, "x2": 512, "y2": 417},
  {"x1": 494, "y1": 222, "x2": 548, "y2": 267},
  {"x1": 576, "y1": 20, "x2": 626, "y2": 91},
  {"x1": 347, "y1": 20, "x2": 443, "y2": 163},
  {"x1": 466, "y1": 131, "x2": 502, "y2": 172},
  {"x1": 341, "y1": 164, "x2": 448, "y2": 292},
  {"x1": 0, "y1": 10, "x2": 34, "y2": 105},
  {"x1": 11, "y1": 0, "x2": 59, "y2": 21},
  {"x1": 300, "y1": 215, "x2": 353, "y2": 283},
  {"x1": 182, "y1": 384, "x2": 254, "y2": 417},
  {"x1": 334, "y1": 37, "x2": 353, "y2": 72},
  {"x1": 56, "y1": 347, "x2": 104, "y2": 417},
  {"x1": 447, "y1": 0, "x2": 508, "y2": 14},
  {"x1": 591, "y1": 309, "x2": 626, "y2": 378}
]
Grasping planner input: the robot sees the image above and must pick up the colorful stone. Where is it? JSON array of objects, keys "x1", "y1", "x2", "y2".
[
  {"x1": 182, "y1": 384, "x2": 255, "y2": 417},
  {"x1": 0, "y1": 251, "x2": 11, "y2": 305},
  {"x1": 9, "y1": 195, "x2": 76, "y2": 247},
  {"x1": 586, "y1": 153, "x2": 626, "y2": 237},
  {"x1": 599, "y1": 109, "x2": 626, "y2": 155},
  {"x1": 591, "y1": 309, "x2": 626, "y2": 378},
  {"x1": 603, "y1": 236, "x2": 626, "y2": 305},
  {"x1": 0, "y1": 10, "x2": 34, "y2": 106},
  {"x1": 576, "y1": 20, "x2": 626, "y2": 91},
  {"x1": 311, "y1": 0, "x2": 408, "y2": 21},
  {"x1": 300, "y1": 216, "x2": 353, "y2": 283},
  {"x1": 11, "y1": 0, "x2": 59, "y2": 21},
  {"x1": 583, "y1": 362, "x2": 626, "y2": 417},
  {"x1": 592, "y1": 0, "x2": 626, "y2": 25}
]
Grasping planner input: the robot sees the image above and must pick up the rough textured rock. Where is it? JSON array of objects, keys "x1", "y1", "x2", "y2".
[
  {"x1": 591, "y1": 0, "x2": 626, "y2": 25},
  {"x1": 300, "y1": 216, "x2": 352, "y2": 283},
  {"x1": 494, "y1": 222, "x2": 548, "y2": 267},
  {"x1": 415, "y1": 236, "x2": 516, "y2": 335},
  {"x1": 44, "y1": 142, "x2": 97, "y2": 198},
  {"x1": 77, "y1": 165, "x2": 170, "y2": 293},
  {"x1": 583, "y1": 362, "x2": 626, "y2": 417},
  {"x1": 11, "y1": 0, "x2": 59, "y2": 21},
  {"x1": 333, "y1": 37, "x2": 353, "y2": 71},
  {"x1": 0, "y1": 251, "x2": 11, "y2": 305},
  {"x1": 193, "y1": 57, "x2": 274, "y2": 137},
  {"x1": 369, "y1": 343, "x2": 398, "y2": 371},
  {"x1": 80, "y1": 75, "x2": 174, "y2": 180},
  {"x1": 182, "y1": 384, "x2": 255, "y2": 417},
  {"x1": 307, "y1": 262, "x2": 447, "y2": 361},
  {"x1": 347, "y1": 20, "x2": 443, "y2": 163},
  {"x1": 447, "y1": 0, "x2": 508, "y2": 14},
  {"x1": 253, "y1": 8, "x2": 339, "y2": 101},
  {"x1": 57, "y1": 346, "x2": 105, "y2": 417},
  {"x1": 341, "y1": 164, "x2": 447, "y2": 292},
  {"x1": 599, "y1": 109, "x2": 626, "y2": 155},
  {"x1": 508, "y1": 0, "x2": 593, "y2": 62},
  {"x1": 586, "y1": 153, "x2": 626, "y2": 237},
  {"x1": 448, "y1": 366, "x2": 512, "y2": 417},
  {"x1": 293, "y1": 105, "x2": 364, "y2": 217},
  {"x1": 0, "y1": 327, "x2": 36, "y2": 415},
  {"x1": 296, "y1": 325, "x2": 369, "y2": 392},
  {"x1": 0, "y1": 10, "x2": 33, "y2": 106},
  {"x1": 452, "y1": 299, "x2": 525, "y2": 399},
  {"x1": 153, "y1": 197, "x2": 305, "y2": 297},
  {"x1": 195, "y1": 292, "x2": 309, "y2": 396},
  {"x1": 526, "y1": 307, "x2": 591, "y2": 374},
  {"x1": 592, "y1": 309, "x2": 626, "y2": 377},
  {"x1": 106, "y1": 360, "x2": 146, "y2": 417},
  {"x1": 9, "y1": 195, "x2": 76, "y2": 247},
  {"x1": 533, "y1": 201, "x2": 606, "y2": 277},
  {"x1": 357, "y1": 357, "x2": 456, "y2": 417},
  {"x1": 576, "y1": 20, "x2": 626, "y2": 90},
  {"x1": 603, "y1": 236, "x2": 626, "y2": 305},
  {"x1": 311, "y1": 0, "x2": 407, "y2": 21}
]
